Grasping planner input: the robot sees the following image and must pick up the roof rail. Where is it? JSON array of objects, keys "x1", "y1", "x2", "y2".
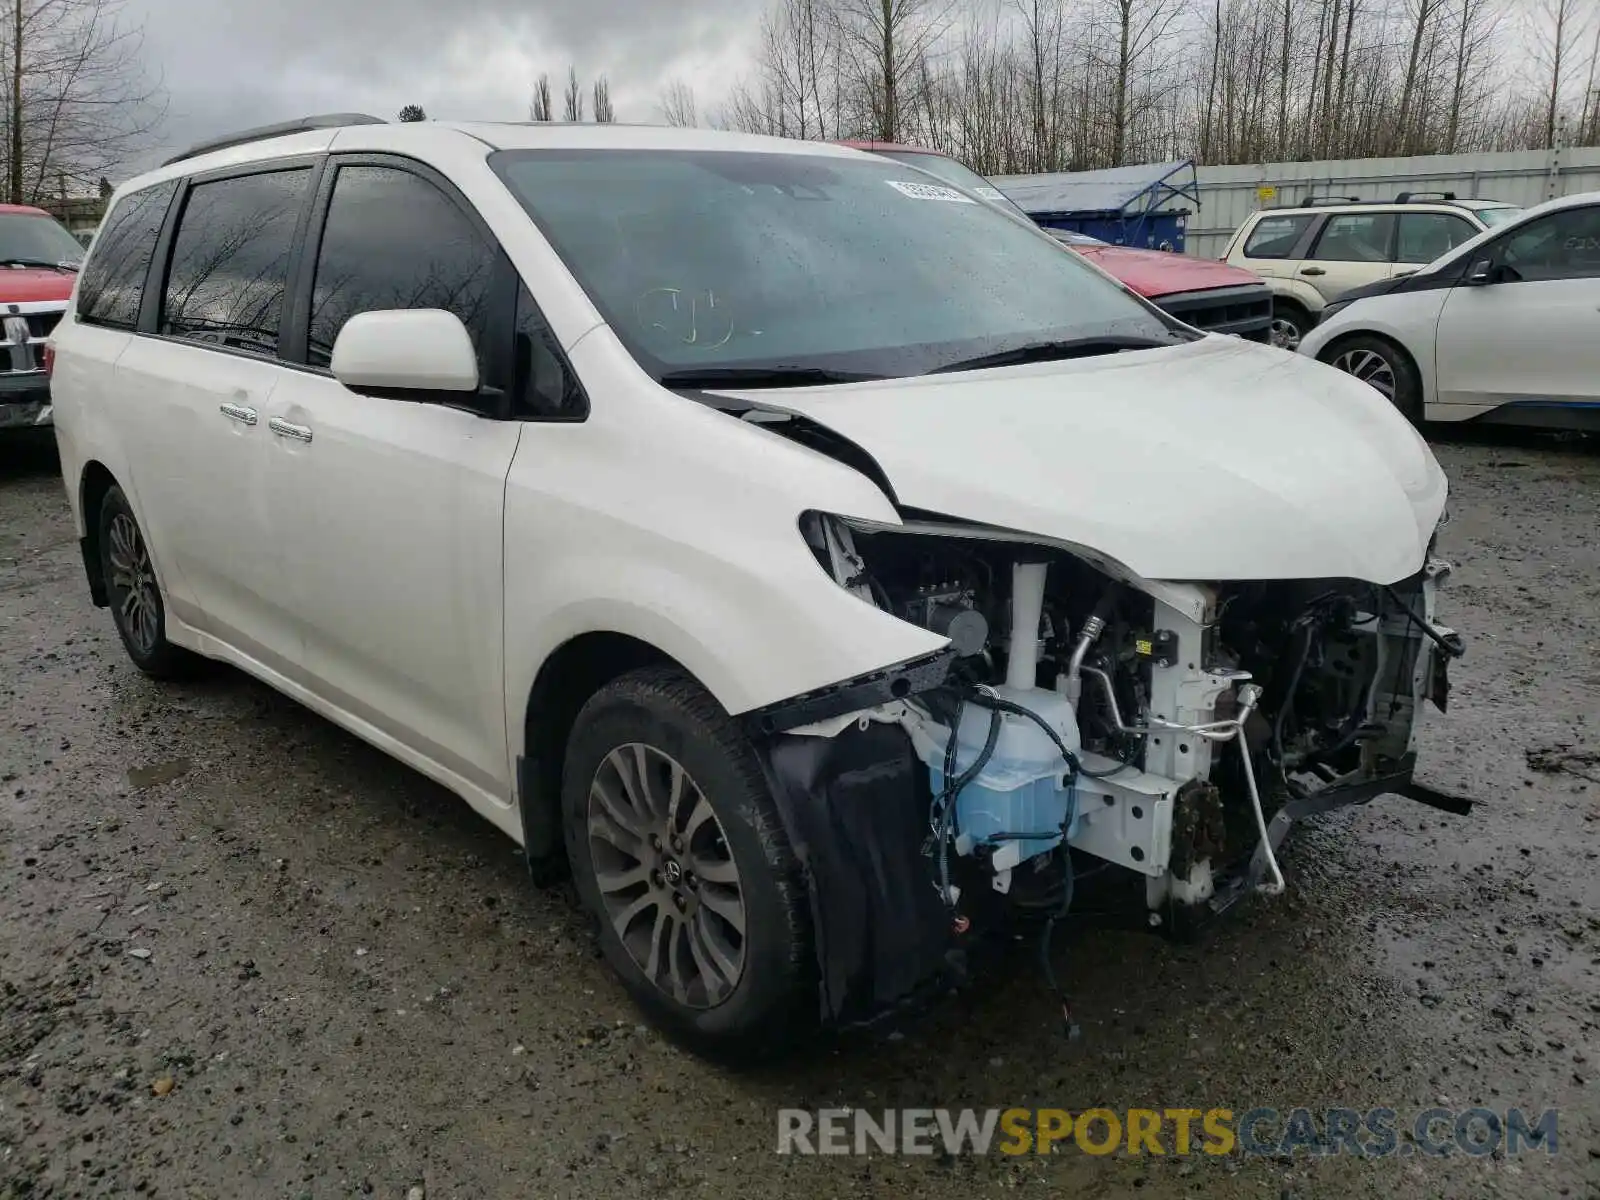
[
  {"x1": 1395, "y1": 190, "x2": 1457, "y2": 203},
  {"x1": 1264, "y1": 194, "x2": 1362, "y2": 210},
  {"x1": 162, "y1": 113, "x2": 387, "y2": 167}
]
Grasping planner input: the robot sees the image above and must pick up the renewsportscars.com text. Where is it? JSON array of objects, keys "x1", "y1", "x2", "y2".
[{"x1": 776, "y1": 1106, "x2": 1559, "y2": 1158}]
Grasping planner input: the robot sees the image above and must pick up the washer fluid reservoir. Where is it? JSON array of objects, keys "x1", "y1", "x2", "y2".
[{"x1": 906, "y1": 685, "x2": 1082, "y2": 873}]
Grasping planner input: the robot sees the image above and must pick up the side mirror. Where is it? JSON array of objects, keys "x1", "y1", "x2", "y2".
[
  {"x1": 1465, "y1": 258, "x2": 1496, "y2": 285},
  {"x1": 331, "y1": 309, "x2": 479, "y2": 399}
]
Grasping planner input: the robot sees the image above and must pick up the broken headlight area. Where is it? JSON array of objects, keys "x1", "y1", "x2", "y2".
[{"x1": 751, "y1": 513, "x2": 1470, "y2": 1031}]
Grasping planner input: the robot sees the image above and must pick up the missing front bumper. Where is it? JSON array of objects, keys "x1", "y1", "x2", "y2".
[{"x1": 1167, "y1": 752, "x2": 1475, "y2": 933}]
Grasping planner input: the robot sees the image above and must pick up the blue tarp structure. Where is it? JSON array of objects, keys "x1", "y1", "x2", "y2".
[{"x1": 992, "y1": 160, "x2": 1200, "y2": 252}]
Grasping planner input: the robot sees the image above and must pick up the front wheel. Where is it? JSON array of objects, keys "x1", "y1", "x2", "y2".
[
  {"x1": 1270, "y1": 300, "x2": 1311, "y2": 351},
  {"x1": 561, "y1": 666, "x2": 814, "y2": 1059},
  {"x1": 1326, "y1": 335, "x2": 1422, "y2": 424}
]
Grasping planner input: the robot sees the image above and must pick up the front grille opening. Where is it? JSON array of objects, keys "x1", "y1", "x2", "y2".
[
  {"x1": 0, "y1": 306, "x2": 65, "y2": 375},
  {"x1": 27, "y1": 311, "x2": 62, "y2": 339}
]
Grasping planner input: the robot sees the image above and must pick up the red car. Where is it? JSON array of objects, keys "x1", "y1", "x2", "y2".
[
  {"x1": 838, "y1": 141, "x2": 1273, "y2": 343},
  {"x1": 0, "y1": 203, "x2": 82, "y2": 435}
]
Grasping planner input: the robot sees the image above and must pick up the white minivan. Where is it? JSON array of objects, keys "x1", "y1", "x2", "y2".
[{"x1": 50, "y1": 115, "x2": 1470, "y2": 1058}]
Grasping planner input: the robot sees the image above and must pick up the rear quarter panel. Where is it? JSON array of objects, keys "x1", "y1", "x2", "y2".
[{"x1": 49, "y1": 315, "x2": 139, "y2": 537}]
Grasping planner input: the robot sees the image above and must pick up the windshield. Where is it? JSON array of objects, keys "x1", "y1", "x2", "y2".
[
  {"x1": 1470, "y1": 204, "x2": 1523, "y2": 228},
  {"x1": 1049, "y1": 229, "x2": 1108, "y2": 247},
  {"x1": 870, "y1": 149, "x2": 1032, "y2": 220},
  {"x1": 0, "y1": 211, "x2": 85, "y2": 267},
  {"x1": 491, "y1": 148, "x2": 1177, "y2": 382}
]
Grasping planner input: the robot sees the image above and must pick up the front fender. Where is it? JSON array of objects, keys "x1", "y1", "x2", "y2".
[{"x1": 502, "y1": 544, "x2": 947, "y2": 763}]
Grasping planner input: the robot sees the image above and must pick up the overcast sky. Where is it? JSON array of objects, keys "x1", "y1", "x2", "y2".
[{"x1": 125, "y1": 0, "x2": 765, "y2": 168}]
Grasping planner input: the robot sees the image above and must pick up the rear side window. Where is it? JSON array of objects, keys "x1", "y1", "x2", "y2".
[
  {"x1": 1395, "y1": 213, "x2": 1475, "y2": 263},
  {"x1": 305, "y1": 165, "x2": 496, "y2": 370},
  {"x1": 161, "y1": 169, "x2": 310, "y2": 357},
  {"x1": 1242, "y1": 214, "x2": 1312, "y2": 259},
  {"x1": 1309, "y1": 213, "x2": 1395, "y2": 262},
  {"x1": 77, "y1": 181, "x2": 177, "y2": 330}
]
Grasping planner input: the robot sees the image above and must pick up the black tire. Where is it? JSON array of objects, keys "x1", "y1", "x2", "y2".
[
  {"x1": 1270, "y1": 299, "x2": 1312, "y2": 351},
  {"x1": 97, "y1": 485, "x2": 202, "y2": 679},
  {"x1": 1322, "y1": 334, "x2": 1423, "y2": 424},
  {"x1": 561, "y1": 666, "x2": 814, "y2": 1060}
]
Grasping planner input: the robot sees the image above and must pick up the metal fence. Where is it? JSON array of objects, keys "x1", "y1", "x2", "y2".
[{"x1": 1186, "y1": 145, "x2": 1600, "y2": 258}]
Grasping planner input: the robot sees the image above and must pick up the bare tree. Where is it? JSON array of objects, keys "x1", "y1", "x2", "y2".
[
  {"x1": 1014, "y1": 0, "x2": 1069, "y2": 171},
  {"x1": 833, "y1": 0, "x2": 955, "y2": 141},
  {"x1": 2, "y1": 0, "x2": 165, "y2": 205},
  {"x1": 562, "y1": 65, "x2": 584, "y2": 122},
  {"x1": 659, "y1": 79, "x2": 698, "y2": 126},
  {"x1": 592, "y1": 75, "x2": 615, "y2": 122},
  {"x1": 1582, "y1": 11, "x2": 1600, "y2": 143},
  {"x1": 1089, "y1": 0, "x2": 1188, "y2": 165},
  {"x1": 1444, "y1": 0, "x2": 1502, "y2": 151},
  {"x1": 1393, "y1": 0, "x2": 1444, "y2": 153},
  {"x1": 529, "y1": 73, "x2": 553, "y2": 121},
  {"x1": 721, "y1": 0, "x2": 844, "y2": 138},
  {"x1": 703, "y1": 0, "x2": 1596, "y2": 176},
  {"x1": 1531, "y1": 0, "x2": 1588, "y2": 147}
]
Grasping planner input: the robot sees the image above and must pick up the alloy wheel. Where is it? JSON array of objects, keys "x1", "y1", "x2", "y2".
[
  {"x1": 586, "y1": 743, "x2": 747, "y2": 1009},
  {"x1": 107, "y1": 512, "x2": 160, "y2": 656},
  {"x1": 1331, "y1": 346, "x2": 1397, "y2": 402},
  {"x1": 1270, "y1": 317, "x2": 1301, "y2": 351}
]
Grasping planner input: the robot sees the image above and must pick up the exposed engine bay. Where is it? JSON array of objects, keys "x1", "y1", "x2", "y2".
[{"x1": 765, "y1": 511, "x2": 1469, "y2": 1027}]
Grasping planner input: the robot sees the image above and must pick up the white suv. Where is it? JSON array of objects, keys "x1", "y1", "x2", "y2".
[
  {"x1": 50, "y1": 115, "x2": 1468, "y2": 1057},
  {"x1": 1223, "y1": 194, "x2": 1522, "y2": 349}
]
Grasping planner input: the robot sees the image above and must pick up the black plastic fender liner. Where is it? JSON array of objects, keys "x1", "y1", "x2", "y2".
[
  {"x1": 741, "y1": 648, "x2": 958, "y2": 737},
  {"x1": 755, "y1": 721, "x2": 954, "y2": 1026},
  {"x1": 516, "y1": 753, "x2": 565, "y2": 882},
  {"x1": 80, "y1": 537, "x2": 109, "y2": 608}
]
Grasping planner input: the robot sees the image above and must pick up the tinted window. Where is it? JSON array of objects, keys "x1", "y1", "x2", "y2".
[
  {"x1": 1497, "y1": 206, "x2": 1600, "y2": 282},
  {"x1": 1310, "y1": 213, "x2": 1395, "y2": 262},
  {"x1": 307, "y1": 165, "x2": 496, "y2": 370},
  {"x1": 514, "y1": 285, "x2": 584, "y2": 418},
  {"x1": 491, "y1": 149, "x2": 1176, "y2": 382},
  {"x1": 77, "y1": 181, "x2": 177, "y2": 329},
  {"x1": 1396, "y1": 213, "x2": 1475, "y2": 263},
  {"x1": 161, "y1": 170, "x2": 309, "y2": 356},
  {"x1": 1242, "y1": 214, "x2": 1312, "y2": 259}
]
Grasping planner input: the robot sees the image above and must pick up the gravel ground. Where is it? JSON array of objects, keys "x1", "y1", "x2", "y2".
[{"x1": 2, "y1": 429, "x2": 1598, "y2": 1200}]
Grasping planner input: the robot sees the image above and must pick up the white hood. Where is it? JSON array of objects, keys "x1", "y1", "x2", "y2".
[{"x1": 728, "y1": 337, "x2": 1447, "y2": 584}]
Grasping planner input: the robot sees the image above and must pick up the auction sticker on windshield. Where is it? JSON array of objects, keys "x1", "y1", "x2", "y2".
[{"x1": 886, "y1": 180, "x2": 976, "y2": 203}]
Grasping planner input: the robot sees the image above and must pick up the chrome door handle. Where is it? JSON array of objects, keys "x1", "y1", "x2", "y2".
[
  {"x1": 268, "y1": 417, "x2": 313, "y2": 443},
  {"x1": 219, "y1": 402, "x2": 257, "y2": 426}
]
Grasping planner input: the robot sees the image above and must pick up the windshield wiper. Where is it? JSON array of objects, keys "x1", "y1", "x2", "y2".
[
  {"x1": 1, "y1": 257, "x2": 79, "y2": 271},
  {"x1": 658, "y1": 366, "x2": 886, "y2": 390},
  {"x1": 927, "y1": 334, "x2": 1184, "y2": 375}
]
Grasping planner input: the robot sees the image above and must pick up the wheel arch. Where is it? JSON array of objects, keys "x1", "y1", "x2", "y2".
[
  {"x1": 78, "y1": 459, "x2": 120, "y2": 608},
  {"x1": 1315, "y1": 328, "x2": 1423, "y2": 379},
  {"x1": 515, "y1": 629, "x2": 699, "y2": 879},
  {"x1": 1268, "y1": 280, "x2": 1323, "y2": 314},
  {"x1": 1270, "y1": 292, "x2": 1315, "y2": 322},
  {"x1": 1315, "y1": 329, "x2": 1426, "y2": 422}
]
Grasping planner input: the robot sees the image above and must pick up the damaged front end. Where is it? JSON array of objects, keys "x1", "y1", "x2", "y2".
[{"x1": 745, "y1": 512, "x2": 1472, "y2": 1030}]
